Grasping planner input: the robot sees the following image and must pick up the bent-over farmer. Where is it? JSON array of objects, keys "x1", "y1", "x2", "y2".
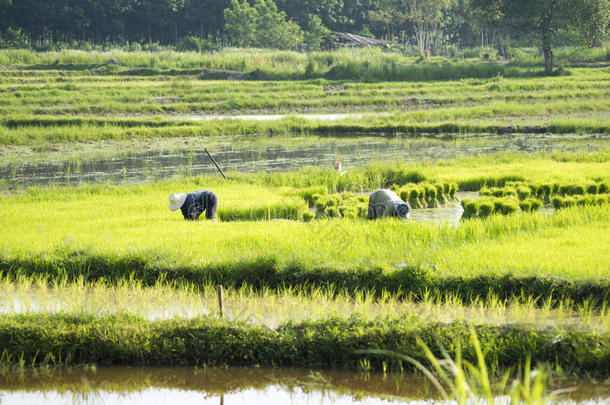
[
  {"x1": 169, "y1": 189, "x2": 217, "y2": 221},
  {"x1": 368, "y1": 189, "x2": 411, "y2": 220}
]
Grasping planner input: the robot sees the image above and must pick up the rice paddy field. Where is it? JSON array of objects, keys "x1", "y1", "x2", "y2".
[{"x1": 0, "y1": 47, "x2": 609, "y2": 404}]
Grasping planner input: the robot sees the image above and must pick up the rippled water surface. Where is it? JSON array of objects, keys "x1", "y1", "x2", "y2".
[
  {"x1": 0, "y1": 367, "x2": 608, "y2": 405},
  {"x1": 1, "y1": 134, "x2": 606, "y2": 188}
]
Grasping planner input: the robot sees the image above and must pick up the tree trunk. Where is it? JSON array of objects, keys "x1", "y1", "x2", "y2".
[{"x1": 542, "y1": 19, "x2": 553, "y2": 74}]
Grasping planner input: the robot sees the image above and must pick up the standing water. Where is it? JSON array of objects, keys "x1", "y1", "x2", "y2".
[
  {"x1": 1, "y1": 134, "x2": 606, "y2": 189},
  {"x1": 0, "y1": 367, "x2": 608, "y2": 405}
]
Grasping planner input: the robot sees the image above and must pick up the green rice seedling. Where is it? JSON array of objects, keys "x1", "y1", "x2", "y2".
[
  {"x1": 569, "y1": 184, "x2": 586, "y2": 195},
  {"x1": 598, "y1": 183, "x2": 609, "y2": 193},
  {"x1": 461, "y1": 198, "x2": 478, "y2": 219},
  {"x1": 537, "y1": 183, "x2": 551, "y2": 200},
  {"x1": 558, "y1": 184, "x2": 569, "y2": 195},
  {"x1": 498, "y1": 198, "x2": 520, "y2": 215},
  {"x1": 550, "y1": 183, "x2": 560, "y2": 195},
  {"x1": 298, "y1": 186, "x2": 327, "y2": 207},
  {"x1": 529, "y1": 198, "x2": 542, "y2": 211},
  {"x1": 586, "y1": 183, "x2": 599, "y2": 194},
  {"x1": 516, "y1": 186, "x2": 531, "y2": 200},
  {"x1": 519, "y1": 199, "x2": 532, "y2": 213},
  {"x1": 552, "y1": 196, "x2": 564, "y2": 209},
  {"x1": 478, "y1": 201, "x2": 495, "y2": 218}
]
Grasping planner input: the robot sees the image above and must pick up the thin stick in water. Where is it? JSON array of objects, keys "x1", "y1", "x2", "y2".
[
  {"x1": 217, "y1": 285, "x2": 224, "y2": 318},
  {"x1": 205, "y1": 148, "x2": 228, "y2": 180}
]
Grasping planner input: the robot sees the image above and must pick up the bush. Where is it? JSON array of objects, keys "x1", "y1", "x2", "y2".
[
  {"x1": 177, "y1": 36, "x2": 219, "y2": 52},
  {"x1": 0, "y1": 27, "x2": 28, "y2": 49}
]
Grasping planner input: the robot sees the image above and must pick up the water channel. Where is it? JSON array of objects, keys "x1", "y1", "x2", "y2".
[{"x1": 0, "y1": 367, "x2": 608, "y2": 405}]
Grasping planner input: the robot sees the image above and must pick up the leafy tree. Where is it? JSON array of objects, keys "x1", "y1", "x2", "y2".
[
  {"x1": 369, "y1": 0, "x2": 405, "y2": 41},
  {"x1": 468, "y1": 0, "x2": 503, "y2": 54},
  {"x1": 571, "y1": 0, "x2": 610, "y2": 48},
  {"x1": 224, "y1": 0, "x2": 258, "y2": 47},
  {"x1": 275, "y1": 0, "x2": 343, "y2": 29},
  {"x1": 254, "y1": 0, "x2": 303, "y2": 49},
  {"x1": 501, "y1": 0, "x2": 609, "y2": 74},
  {"x1": 403, "y1": 0, "x2": 457, "y2": 58},
  {"x1": 224, "y1": 0, "x2": 303, "y2": 49},
  {"x1": 303, "y1": 14, "x2": 331, "y2": 50}
]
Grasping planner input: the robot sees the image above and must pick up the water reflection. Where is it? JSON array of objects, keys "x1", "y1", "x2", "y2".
[
  {"x1": 0, "y1": 367, "x2": 608, "y2": 405},
  {"x1": 1, "y1": 134, "x2": 606, "y2": 189}
]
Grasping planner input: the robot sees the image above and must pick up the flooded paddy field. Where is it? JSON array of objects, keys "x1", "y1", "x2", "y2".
[
  {"x1": 0, "y1": 279, "x2": 605, "y2": 331},
  {"x1": 0, "y1": 49, "x2": 609, "y2": 402},
  {"x1": 1, "y1": 367, "x2": 608, "y2": 405},
  {"x1": 0, "y1": 133, "x2": 606, "y2": 189}
]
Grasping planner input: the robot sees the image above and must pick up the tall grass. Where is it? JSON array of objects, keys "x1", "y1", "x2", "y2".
[{"x1": 0, "y1": 313, "x2": 608, "y2": 375}]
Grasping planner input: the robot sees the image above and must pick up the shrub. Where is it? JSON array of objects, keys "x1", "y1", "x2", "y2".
[{"x1": 177, "y1": 36, "x2": 219, "y2": 52}]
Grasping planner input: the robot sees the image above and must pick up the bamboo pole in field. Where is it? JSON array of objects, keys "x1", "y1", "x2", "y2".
[
  {"x1": 217, "y1": 285, "x2": 224, "y2": 318},
  {"x1": 205, "y1": 148, "x2": 228, "y2": 180}
]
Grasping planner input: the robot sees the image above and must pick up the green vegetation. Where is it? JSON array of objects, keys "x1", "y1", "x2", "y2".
[
  {"x1": 0, "y1": 313, "x2": 608, "y2": 375},
  {"x1": 0, "y1": 48, "x2": 607, "y2": 146},
  {"x1": 0, "y1": 155, "x2": 608, "y2": 305},
  {"x1": 0, "y1": 45, "x2": 608, "y2": 386},
  {"x1": 1, "y1": 274, "x2": 607, "y2": 331}
]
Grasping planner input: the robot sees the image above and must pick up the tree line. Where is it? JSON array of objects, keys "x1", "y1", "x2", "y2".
[{"x1": 0, "y1": 0, "x2": 608, "y2": 71}]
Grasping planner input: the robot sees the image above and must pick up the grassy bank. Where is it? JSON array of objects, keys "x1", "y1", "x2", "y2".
[
  {"x1": 2, "y1": 116, "x2": 608, "y2": 145},
  {"x1": 0, "y1": 313, "x2": 608, "y2": 376}
]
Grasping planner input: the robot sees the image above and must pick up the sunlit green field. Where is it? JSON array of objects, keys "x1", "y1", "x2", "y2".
[
  {"x1": 0, "y1": 47, "x2": 608, "y2": 145},
  {"x1": 1, "y1": 155, "x2": 608, "y2": 285},
  {"x1": 0, "y1": 48, "x2": 609, "y2": 377}
]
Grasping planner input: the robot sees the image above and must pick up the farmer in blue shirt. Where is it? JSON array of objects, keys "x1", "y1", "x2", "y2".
[
  {"x1": 368, "y1": 189, "x2": 411, "y2": 220},
  {"x1": 169, "y1": 190, "x2": 217, "y2": 221}
]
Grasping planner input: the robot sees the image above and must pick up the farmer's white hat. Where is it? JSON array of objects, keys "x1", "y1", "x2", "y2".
[{"x1": 169, "y1": 193, "x2": 187, "y2": 211}]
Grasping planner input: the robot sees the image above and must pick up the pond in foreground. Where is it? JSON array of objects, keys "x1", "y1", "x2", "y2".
[{"x1": 0, "y1": 367, "x2": 608, "y2": 405}]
